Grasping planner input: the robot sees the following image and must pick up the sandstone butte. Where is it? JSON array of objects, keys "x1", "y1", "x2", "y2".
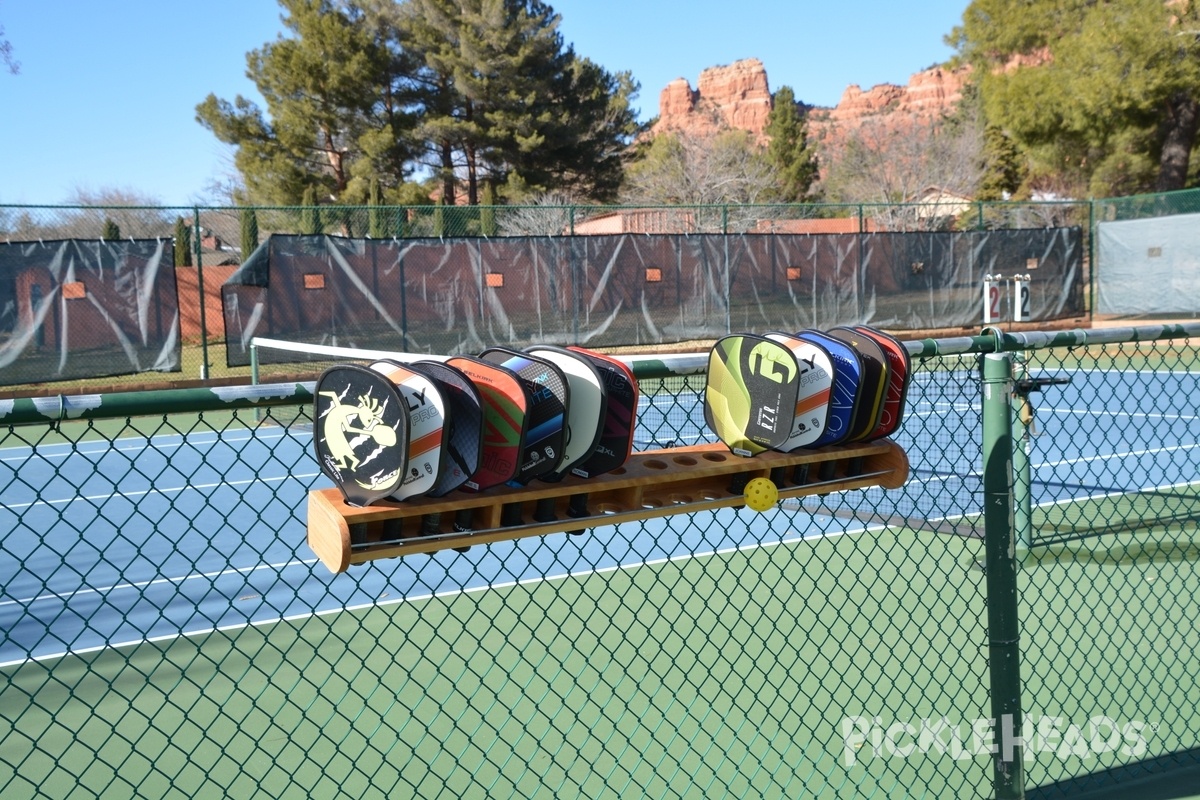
[{"x1": 648, "y1": 56, "x2": 971, "y2": 144}]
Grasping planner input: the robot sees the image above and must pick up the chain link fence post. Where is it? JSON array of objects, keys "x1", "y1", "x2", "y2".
[
  {"x1": 192, "y1": 207, "x2": 209, "y2": 380},
  {"x1": 981, "y1": 351, "x2": 1026, "y2": 799}
]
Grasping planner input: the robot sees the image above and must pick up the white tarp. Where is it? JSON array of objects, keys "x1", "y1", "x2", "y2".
[{"x1": 1097, "y1": 213, "x2": 1200, "y2": 315}]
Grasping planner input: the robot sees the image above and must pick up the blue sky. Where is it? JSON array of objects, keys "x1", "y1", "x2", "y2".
[{"x1": 0, "y1": 0, "x2": 968, "y2": 206}]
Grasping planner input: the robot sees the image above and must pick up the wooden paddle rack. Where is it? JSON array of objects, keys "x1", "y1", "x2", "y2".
[{"x1": 306, "y1": 439, "x2": 909, "y2": 573}]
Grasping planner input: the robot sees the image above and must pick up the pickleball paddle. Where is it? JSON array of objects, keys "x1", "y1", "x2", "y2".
[
  {"x1": 479, "y1": 347, "x2": 570, "y2": 525},
  {"x1": 526, "y1": 345, "x2": 607, "y2": 523},
  {"x1": 764, "y1": 332, "x2": 835, "y2": 450},
  {"x1": 705, "y1": 333, "x2": 804, "y2": 457},
  {"x1": 368, "y1": 360, "x2": 447, "y2": 502},
  {"x1": 853, "y1": 326, "x2": 911, "y2": 439},
  {"x1": 827, "y1": 327, "x2": 889, "y2": 443},
  {"x1": 313, "y1": 364, "x2": 410, "y2": 508}
]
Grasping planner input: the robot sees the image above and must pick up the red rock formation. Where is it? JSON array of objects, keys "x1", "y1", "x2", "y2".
[
  {"x1": 652, "y1": 58, "x2": 773, "y2": 141},
  {"x1": 815, "y1": 66, "x2": 970, "y2": 134},
  {"x1": 651, "y1": 59, "x2": 970, "y2": 141}
]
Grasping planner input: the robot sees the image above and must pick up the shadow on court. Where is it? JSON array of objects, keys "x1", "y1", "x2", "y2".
[{"x1": 1027, "y1": 747, "x2": 1200, "y2": 799}]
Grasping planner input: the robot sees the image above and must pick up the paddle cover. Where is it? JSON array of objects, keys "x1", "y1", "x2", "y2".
[
  {"x1": 479, "y1": 347, "x2": 569, "y2": 485},
  {"x1": 795, "y1": 330, "x2": 863, "y2": 447},
  {"x1": 567, "y1": 346, "x2": 638, "y2": 478},
  {"x1": 446, "y1": 356, "x2": 526, "y2": 492},
  {"x1": 527, "y1": 345, "x2": 607, "y2": 481},
  {"x1": 368, "y1": 360, "x2": 446, "y2": 501},
  {"x1": 854, "y1": 326, "x2": 911, "y2": 439},
  {"x1": 409, "y1": 360, "x2": 483, "y2": 497},
  {"x1": 705, "y1": 334, "x2": 803, "y2": 456},
  {"x1": 313, "y1": 363, "x2": 410, "y2": 507},
  {"x1": 765, "y1": 332, "x2": 834, "y2": 450}
]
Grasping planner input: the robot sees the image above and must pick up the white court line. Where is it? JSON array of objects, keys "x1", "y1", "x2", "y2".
[
  {"x1": 3, "y1": 471, "x2": 323, "y2": 511},
  {"x1": 1056, "y1": 366, "x2": 1200, "y2": 377},
  {"x1": 1032, "y1": 440, "x2": 1200, "y2": 471},
  {"x1": 0, "y1": 428, "x2": 298, "y2": 463},
  {"x1": 1030, "y1": 476, "x2": 1200, "y2": 512},
  {"x1": 1045, "y1": 407, "x2": 1200, "y2": 422},
  {"x1": 0, "y1": 556, "x2": 319, "y2": 609},
  {"x1": 0, "y1": 517, "x2": 886, "y2": 669}
]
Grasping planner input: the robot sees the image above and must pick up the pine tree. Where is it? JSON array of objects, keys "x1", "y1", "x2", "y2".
[
  {"x1": 402, "y1": 0, "x2": 638, "y2": 203},
  {"x1": 196, "y1": 0, "x2": 420, "y2": 205},
  {"x1": 102, "y1": 219, "x2": 121, "y2": 241},
  {"x1": 764, "y1": 86, "x2": 819, "y2": 203},
  {"x1": 368, "y1": 177, "x2": 385, "y2": 238},
  {"x1": 480, "y1": 180, "x2": 496, "y2": 236},
  {"x1": 240, "y1": 209, "x2": 260, "y2": 259},
  {"x1": 300, "y1": 186, "x2": 321, "y2": 234}
]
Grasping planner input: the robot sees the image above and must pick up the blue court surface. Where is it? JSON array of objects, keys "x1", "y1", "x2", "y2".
[{"x1": 2, "y1": 365, "x2": 1198, "y2": 666}]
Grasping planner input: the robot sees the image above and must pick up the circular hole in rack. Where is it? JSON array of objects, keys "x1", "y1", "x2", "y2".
[
  {"x1": 644, "y1": 459, "x2": 668, "y2": 470},
  {"x1": 668, "y1": 494, "x2": 693, "y2": 504},
  {"x1": 702, "y1": 453, "x2": 727, "y2": 463},
  {"x1": 595, "y1": 503, "x2": 623, "y2": 515},
  {"x1": 642, "y1": 498, "x2": 663, "y2": 509},
  {"x1": 672, "y1": 455, "x2": 698, "y2": 466}
]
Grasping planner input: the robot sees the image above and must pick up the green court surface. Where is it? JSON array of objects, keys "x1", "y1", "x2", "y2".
[{"x1": 3, "y1": 521, "x2": 1195, "y2": 799}]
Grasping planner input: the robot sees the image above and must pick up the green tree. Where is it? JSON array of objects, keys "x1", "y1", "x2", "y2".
[
  {"x1": 479, "y1": 180, "x2": 496, "y2": 236},
  {"x1": 300, "y1": 185, "x2": 322, "y2": 234},
  {"x1": 368, "y1": 177, "x2": 385, "y2": 237},
  {"x1": 764, "y1": 86, "x2": 819, "y2": 202},
  {"x1": 174, "y1": 216, "x2": 193, "y2": 266},
  {"x1": 951, "y1": 0, "x2": 1200, "y2": 196},
  {"x1": 401, "y1": 0, "x2": 638, "y2": 204},
  {"x1": 241, "y1": 208, "x2": 260, "y2": 259},
  {"x1": 102, "y1": 219, "x2": 121, "y2": 241},
  {"x1": 196, "y1": 0, "x2": 421, "y2": 206}
]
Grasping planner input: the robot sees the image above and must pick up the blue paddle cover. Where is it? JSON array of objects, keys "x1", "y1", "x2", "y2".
[{"x1": 795, "y1": 330, "x2": 863, "y2": 447}]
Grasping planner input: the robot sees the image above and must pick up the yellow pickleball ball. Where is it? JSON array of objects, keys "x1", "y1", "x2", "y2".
[{"x1": 744, "y1": 477, "x2": 779, "y2": 512}]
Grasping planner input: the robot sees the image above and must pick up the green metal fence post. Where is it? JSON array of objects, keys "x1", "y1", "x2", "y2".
[
  {"x1": 193, "y1": 208, "x2": 209, "y2": 380},
  {"x1": 981, "y1": 352, "x2": 1026, "y2": 800},
  {"x1": 1011, "y1": 358, "x2": 1032, "y2": 557},
  {"x1": 1088, "y1": 199, "x2": 1097, "y2": 325}
]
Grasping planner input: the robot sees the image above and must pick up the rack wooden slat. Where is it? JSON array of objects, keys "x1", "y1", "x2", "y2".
[{"x1": 307, "y1": 439, "x2": 909, "y2": 573}]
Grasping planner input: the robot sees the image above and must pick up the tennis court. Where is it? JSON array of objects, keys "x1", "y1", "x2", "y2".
[
  {"x1": 3, "y1": 356, "x2": 1197, "y2": 666},
  {"x1": 2, "y1": 335, "x2": 1199, "y2": 798}
]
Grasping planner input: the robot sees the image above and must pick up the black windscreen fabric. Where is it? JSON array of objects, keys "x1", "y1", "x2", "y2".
[
  {"x1": 0, "y1": 239, "x2": 179, "y2": 386},
  {"x1": 223, "y1": 229, "x2": 1084, "y2": 366}
]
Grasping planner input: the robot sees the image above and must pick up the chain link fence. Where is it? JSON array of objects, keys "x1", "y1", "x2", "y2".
[
  {"x1": 3, "y1": 199, "x2": 1098, "y2": 391},
  {"x1": 2, "y1": 324, "x2": 1198, "y2": 798}
]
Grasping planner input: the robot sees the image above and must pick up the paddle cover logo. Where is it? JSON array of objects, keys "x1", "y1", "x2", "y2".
[
  {"x1": 705, "y1": 335, "x2": 802, "y2": 456},
  {"x1": 314, "y1": 364, "x2": 409, "y2": 507}
]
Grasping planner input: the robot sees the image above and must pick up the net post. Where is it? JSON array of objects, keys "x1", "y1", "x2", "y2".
[
  {"x1": 981, "y1": 352, "x2": 1026, "y2": 800},
  {"x1": 250, "y1": 338, "x2": 260, "y2": 388},
  {"x1": 250, "y1": 338, "x2": 261, "y2": 422}
]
